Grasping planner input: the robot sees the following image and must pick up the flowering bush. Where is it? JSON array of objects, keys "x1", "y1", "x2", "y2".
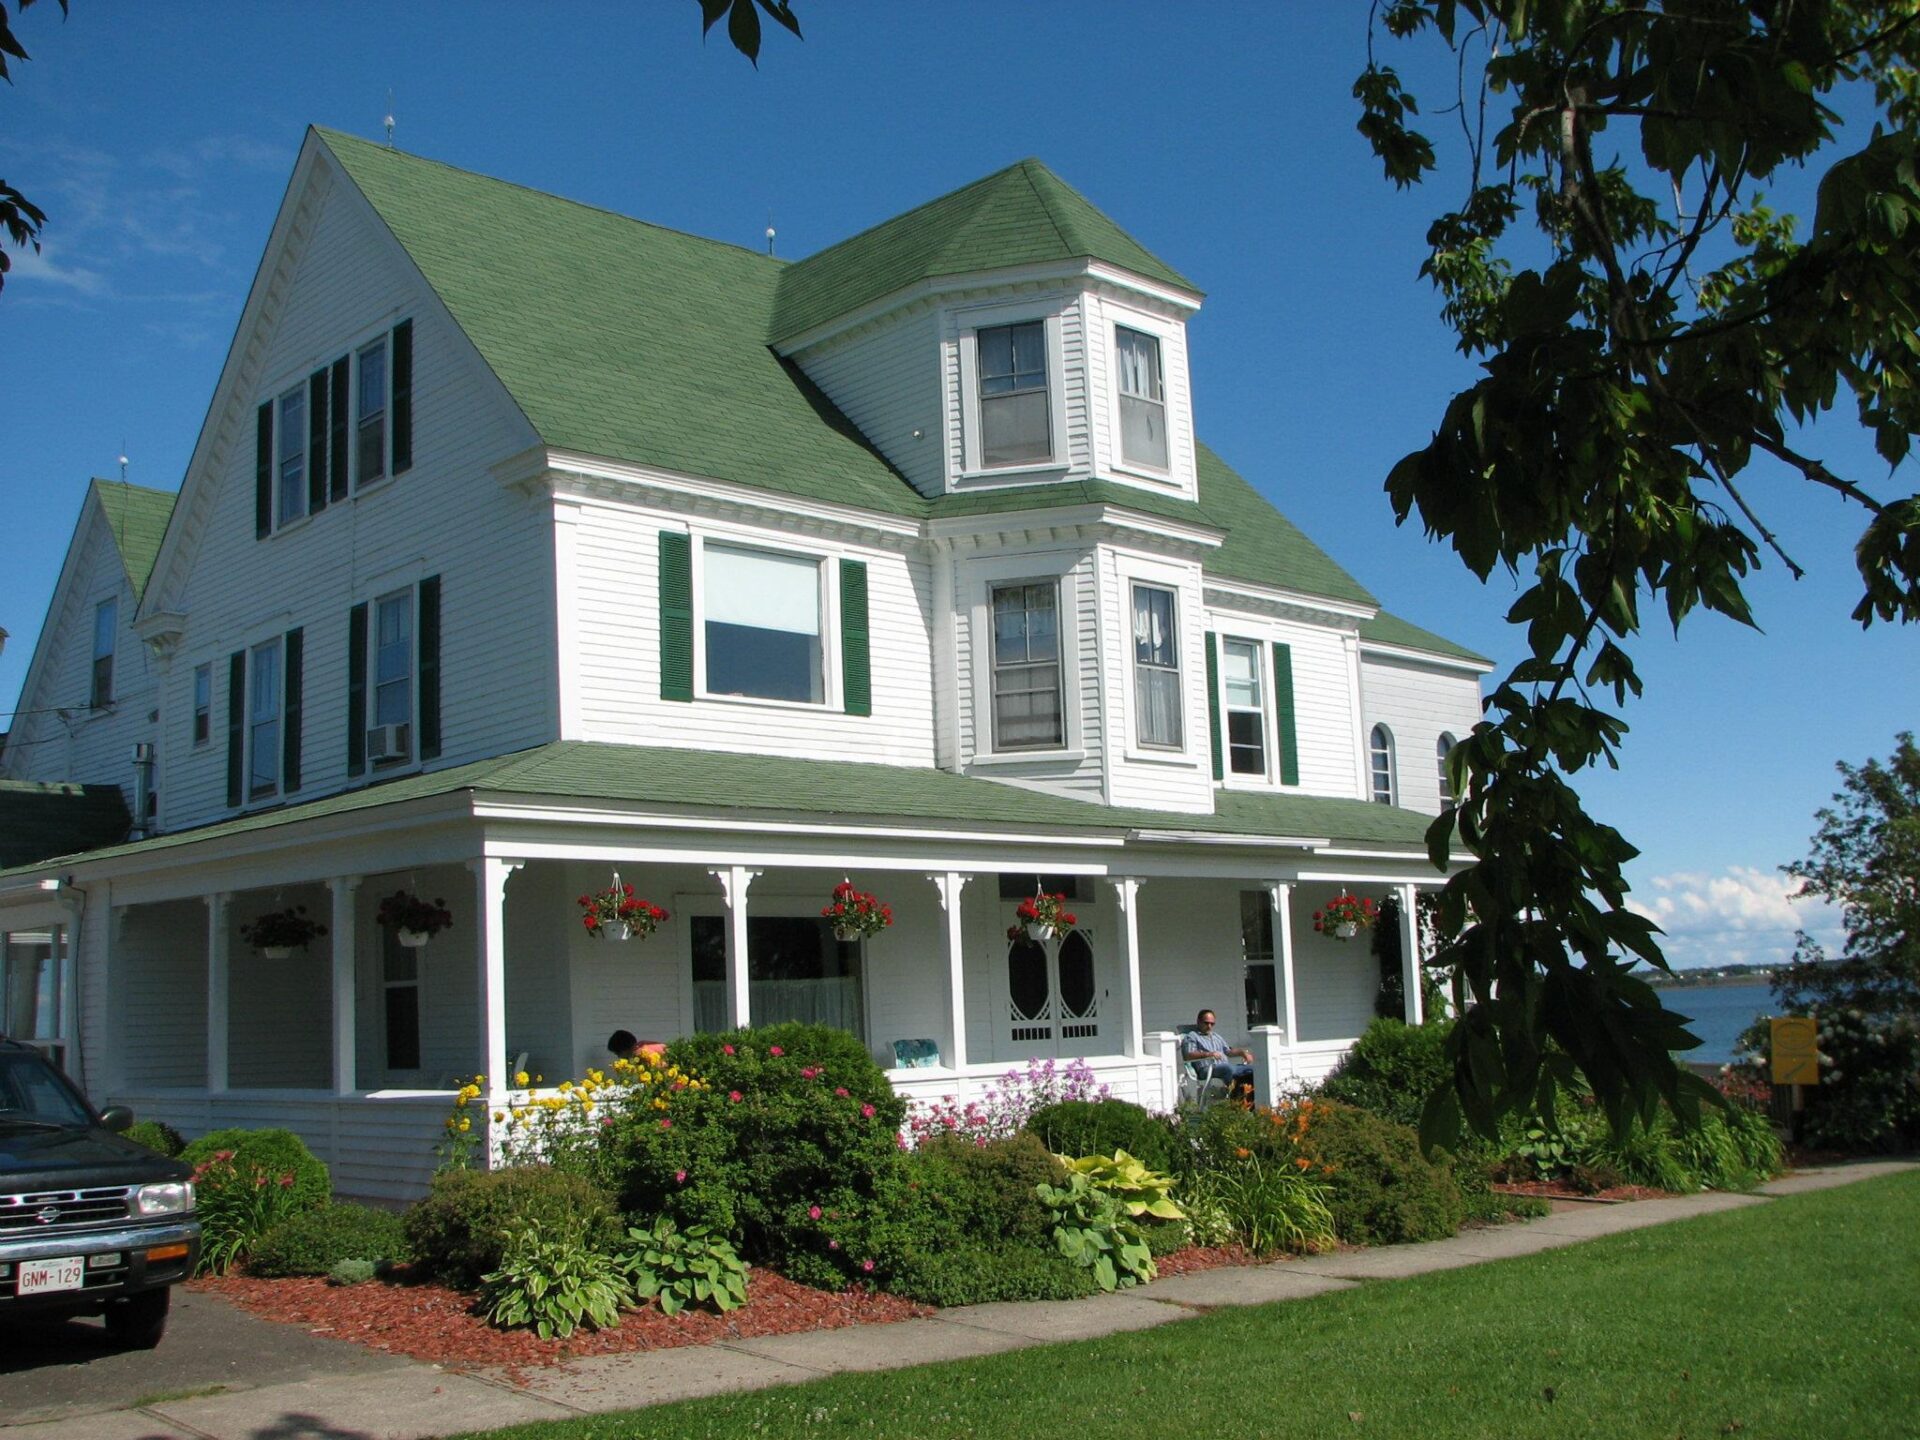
[
  {"x1": 1312, "y1": 892, "x2": 1377, "y2": 937},
  {"x1": 1015, "y1": 892, "x2": 1077, "y2": 938},
  {"x1": 821, "y1": 881, "x2": 892, "y2": 941},
  {"x1": 577, "y1": 881, "x2": 669, "y2": 940},
  {"x1": 375, "y1": 889, "x2": 453, "y2": 939},
  {"x1": 180, "y1": 1128, "x2": 331, "y2": 1274},
  {"x1": 237, "y1": 905, "x2": 327, "y2": 953},
  {"x1": 905, "y1": 1057, "x2": 1109, "y2": 1146}
]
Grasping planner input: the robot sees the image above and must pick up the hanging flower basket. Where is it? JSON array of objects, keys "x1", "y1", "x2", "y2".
[
  {"x1": 1016, "y1": 891, "x2": 1077, "y2": 942},
  {"x1": 578, "y1": 878, "x2": 669, "y2": 941},
  {"x1": 821, "y1": 881, "x2": 892, "y2": 943},
  {"x1": 239, "y1": 905, "x2": 327, "y2": 957},
  {"x1": 1313, "y1": 893, "x2": 1377, "y2": 940},
  {"x1": 375, "y1": 890, "x2": 453, "y2": 948}
]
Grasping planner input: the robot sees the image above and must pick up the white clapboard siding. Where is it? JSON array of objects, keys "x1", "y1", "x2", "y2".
[
  {"x1": 227, "y1": 884, "x2": 334, "y2": 1088},
  {"x1": 1360, "y1": 652, "x2": 1485, "y2": 816},
  {"x1": 1203, "y1": 604, "x2": 1365, "y2": 800},
  {"x1": 569, "y1": 500, "x2": 936, "y2": 766},
  {"x1": 159, "y1": 172, "x2": 550, "y2": 834},
  {"x1": 792, "y1": 310, "x2": 945, "y2": 497},
  {"x1": 109, "y1": 900, "x2": 210, "y2": 1092}
]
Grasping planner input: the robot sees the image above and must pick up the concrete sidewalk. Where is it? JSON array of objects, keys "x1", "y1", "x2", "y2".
[{"x1": 6, "y1": 1159, "x2": 1911, "y2": 1440}]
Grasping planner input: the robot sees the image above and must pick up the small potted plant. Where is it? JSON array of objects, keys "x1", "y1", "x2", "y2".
[
  {"x1": 375, "y1": 890, "x2": 454, "y2": 948},
  {"x1": 1016, "y1": 891, "x2": 1077, "y2": 942},
  {"x1": 821, "y1": 881, "x2": 892, "y2": 943},
  {"x1": 1313, "y1": 893, "x2": 1377, "y2": 940},
  {"x1": 239, "y1": 905, "x2": 328, "y2": 959},
  {"x1": 578, "y1": 877, "x2": 669, "y2": 941}
]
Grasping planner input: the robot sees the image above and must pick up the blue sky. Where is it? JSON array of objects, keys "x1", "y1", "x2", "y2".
[{"x1": 4, "y1": 3, "x2": 1909, "y2": 966}]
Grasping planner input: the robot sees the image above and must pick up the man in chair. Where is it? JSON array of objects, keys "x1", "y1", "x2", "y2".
[{"x1": 1181, "y1": 1009, "x2": 1256, "y2": 1101}]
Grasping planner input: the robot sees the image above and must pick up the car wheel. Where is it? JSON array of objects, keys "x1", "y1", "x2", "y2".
[{"x1": 103, "y1": 1288, "x2": 170, "y2": 1349}]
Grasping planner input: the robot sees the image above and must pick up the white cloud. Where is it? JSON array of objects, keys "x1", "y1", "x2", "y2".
[
  {"x1": 1633, "y1": 865, "x2": 1845, "y2": 970},
  {"x1": 8, "y1": 240, "x2": 108, "y2": 296}
]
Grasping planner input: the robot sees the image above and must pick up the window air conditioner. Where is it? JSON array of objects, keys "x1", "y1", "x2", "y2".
[{"x1": 366, "y1": 722, "x2": 411, "y2": 763}]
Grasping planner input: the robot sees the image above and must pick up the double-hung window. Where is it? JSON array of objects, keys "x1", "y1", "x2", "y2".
[
  {"x1": 90, "y1": 598, "x2": 116, "y2": 708},
  {"x1": 703, "y1": 543, "x2": 823, "y2": 704},
  {"x1": 2, "y1": 926, "x2": 67, "y2": 1068},
  {"x1": 1222, "y1": 638, "x2": 1265, "y2": 775},
  {"x1": 357, "y1": 337, "x2": 388, "y2": 486},
  {"x1": 990, "y1": 582, "x2": 1064, "y2": 750},
  {"x1": 278, "y1": 386, "x2": 308, "y2": 524},
  {"x1": 977, "y1": 321, "x2": 1051, "y2": 467},
  {"x1": 348, "y1": 575, "x2": 438, "y2": 779},
  {"x1": 1131, "y1": 583, "x2": 1183, "y2": 749},
  {"x1": 192, "y1": 662, "x2": 212, "y2": 745},
  {"x1": 247, "y1": 638, "x2": 282, "y2": 799},
  {"x1": 1115, "y1": 326, "x2": 1169, "y2": 469},
  {"x1": 374, "y1": 590, "x2": 414, "y2": 739}
]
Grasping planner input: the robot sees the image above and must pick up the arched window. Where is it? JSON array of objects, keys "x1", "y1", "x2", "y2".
[
  {"x1": 1436, "y1": 732, "x2": 1457, "y2": 806},
  {"x1": 1369, "y1": 724, "x2": 1396, "y2": 805}
]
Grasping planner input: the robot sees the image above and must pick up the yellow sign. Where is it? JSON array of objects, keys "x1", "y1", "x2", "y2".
[{"x1": 1771, "y1": 1016, "x2": 1819, "y2": 1086}]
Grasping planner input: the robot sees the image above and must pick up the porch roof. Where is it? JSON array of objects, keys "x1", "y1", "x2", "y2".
[{"x1": 0, "y1": 741, "x2": 1440, "y2": 876}]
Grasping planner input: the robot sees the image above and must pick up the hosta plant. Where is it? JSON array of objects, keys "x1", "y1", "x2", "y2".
[
  {"x1": 1058, "y1": 1150, "x2": 1185, "y2": 1221},
  {"x1": 479, "y1": 1219, "x2": 628, "y2": 1339},
  {"x1": 1038, "y1": 1171, "x2": 1154, "y2": 1292},
  {"x1": 619, "y1": 1216, "x2": 749, "y2": 1316}
]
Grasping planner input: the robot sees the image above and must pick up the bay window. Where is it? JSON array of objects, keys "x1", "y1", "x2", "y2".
[
  {"x1": 990, "y1": 581, "x2": 1064, "y2": 749},
  {"x1": 1131, "y1": 583, "x2": 1182, "y2": 748},
  {"x1": 977, "y1": 321, "x2": 1051, "y2": 467},
  {"x1": 1115, "y1": 326, "x2": 1168, "y2": 469}
]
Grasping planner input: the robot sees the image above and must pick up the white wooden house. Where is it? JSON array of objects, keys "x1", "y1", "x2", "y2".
[{"x1": 0, "y1": 130, "x2": 1489, "y2": 1199}]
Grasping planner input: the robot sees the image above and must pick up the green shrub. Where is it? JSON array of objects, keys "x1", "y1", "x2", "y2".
[
  {"x1": 180, "y1": 1128, "x2": 331, "y2": 1213},
  {"x1": 1460, "y1": 1189, "x2": 1551, "y2": 1223},
  {"x1": 1573, "y1": 1103, "x2": 1784, "y2": 1193},
  {"x1": 249, "y1": 1202, "x2": 412, "y2": 1277},
  {"x1": 1297, "y1": 1101, "x2": 1464, "y2": 1246},
  {"x1": 1038, "y1": 1171, "x2": 1155, "y2": 1291},
  {"x1": 906, "y1": 1132, "x2": 1064, "y2": 1250},
  {"x1": 405, "y1": 1165, "x2": 621, "y2": 1289},
  {"x1": 327, "y1": 1258, "x2": 377, "y2": 1286},
  {"x1": 479, "y1": 1218, "x2": 628, "y2": 1339},
  {"x1": 123, "y1": 1119, "x2": 184, "y2": 1156},
  {"x1": 609, "y1": 1023, "x2": 907, "y2": 1288},
  {"x1": 1319, "y1": 1017, "x2": 1454, "y2": 1131},
  {"x1": 1180, "y1": 1160, "x2": 1334, "y2": 1255},
  {"x1": 619, "y1": 1216, "x2": 750, "y2": 1316},
  {"x1": 888, "y1": 1245, "x2": 1099, "y2": 1307},
  {"x1": 1025, "y1": 1098, "x2": 1180, "y2": 1173}
]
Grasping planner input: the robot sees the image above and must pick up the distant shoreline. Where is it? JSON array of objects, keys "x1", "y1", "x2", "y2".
[{"x1": 1644, "y1": 972, "x2": 1776, "y2": 992}]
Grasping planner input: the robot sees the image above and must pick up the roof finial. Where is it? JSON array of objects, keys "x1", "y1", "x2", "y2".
[
  {"x1": 384, "y1": 89, "x2": 396, "y2": 149},
  {"x1": 766, "y1": 210, "x2": 776, "y2": 257},
  {"x1": 118, "y1": 444, "x2": 128, "y2": 484}
]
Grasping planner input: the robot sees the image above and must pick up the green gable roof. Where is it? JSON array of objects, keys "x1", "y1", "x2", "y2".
[
  {"x1": 317, "y1": 129, "x2": 923, "y2": 518},
  {"x1": 2, "y1": 743, "x2": 1440, "y2": 875},
  {"x1": 771, "y1": 159, "x2": 1196, "y2": 343},
  {"x1": 1360, "y1": 610, "x2": 1491, "y2": 665},
  {"x1": 92, "y1": 479, "x2": 175, "y2": 602},
  {"x1": 0, "y1": 781, "x2": 129, "y2": 868}
]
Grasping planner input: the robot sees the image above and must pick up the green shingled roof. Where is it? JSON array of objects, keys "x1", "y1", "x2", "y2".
[
  {"x1": 3, "y1": 742, "x2": 1440, "y2": 874},
  {"x1": 92, "y1": 479, "x2": 175, "y2": 602},
  {"x1": 770, "y1": 159, "x2": 1196, "y2": 343},
  {"x1": 0, "y1": 781, "x2": 129, "y2": 868},
  {"x1": 1359, "y1": 610, "x2": 1491, "y2": 665}
]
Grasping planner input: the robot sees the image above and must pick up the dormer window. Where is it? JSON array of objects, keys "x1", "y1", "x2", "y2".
[
  {"x1": 977, "y1": 321, "x2": 1051, "y2": 467},
  {"x1": 1114, "y1": 326, "x2": 1168, "y2": 469}
]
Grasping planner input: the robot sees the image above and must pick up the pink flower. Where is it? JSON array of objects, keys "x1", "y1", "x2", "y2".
[
  {"x1": 675, "y1": 1169, "x2": 687, "y2": 1184},
  {"x1": 828, "y1": 1239, "x2": 840, "y2": 1250},
  {"x1": 729, "y1": 1090, "x2": 743, "y2": 1103},
  {"x1": 722, "y1": 1044, "x2": 735, "y2": 1055},
  {"x1": 862, "y1": 1259, "x2": 875, "y2": 1273},
  {"x1": 834, "y1": 1087, "x2": 849, "y2": 1098},
  {"x1": 861, "y1": 1103, "x2": 876, "y2": 1118},
  {"x1": 659, "y1": 1118, "x2": 672, "y2": 1130},
  {"x1": 768, "y1": 1045, "x2": 784, "y2": 1056},
  {"x1": 801, "y1": 1066, "x2": 819, "y2": 1079},
  {"x1": 808, "y1": 1205, "x2": 822, "y2": 1220}
]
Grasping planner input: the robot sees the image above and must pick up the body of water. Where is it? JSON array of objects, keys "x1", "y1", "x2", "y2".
[{"x1": 1658, "y1": 981, "x2": 1776, "y2": 1065}]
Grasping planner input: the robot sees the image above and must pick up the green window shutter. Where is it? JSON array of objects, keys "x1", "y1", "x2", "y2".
[
  {"x1": 347, "y1": 603, "x2": 368, "y2": 778},
  {"x1": 658, "y1": 531, "x2": 693, "y2": 702},
  {"x1": 840, "y1": 558, "x2": 871, "y2": 717},
  {"x1": 225, "y1": 650, "x2": 246, "y2": 807},
  {"x1": 307, "y1": 370, "x2": 329, "y2": 514},
  {"x1": 391, "y1": 319, "x2": 414, "y2": 475},
  {"x1": 418, "y1": 574, "x2": 441, "y2": 760},
  {"x1": 282, "y1": 627, "x2": 304, "y2": 793},
  {"x1": 254, "y1": 402, "x2": 273, "y2": 539},
  {"x1": 1272, "y1": 641, "x2": 1300, "y2": 786},
  {"x1": 1204, "y1": 632, "x2": 1223, "y2": 782},
  {"x1": 329, "y1": 358, "x2": 350, "y2": 501}
]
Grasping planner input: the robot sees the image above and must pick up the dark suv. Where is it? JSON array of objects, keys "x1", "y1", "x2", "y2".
[{"x1": 0, "y1": 1038, "x2": 200, "y2": 1347}]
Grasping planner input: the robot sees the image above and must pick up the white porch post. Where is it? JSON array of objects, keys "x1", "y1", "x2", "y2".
[
  {"x1": 1250, "y1": 1024, "x2": 1285, "y2": 1104},
  {"x1": 928, "y1": 872, "x2": 971, "y2": 1070},
  {"x1": 1398, "y1": 882, "x2": 1424, "y2": 1025},
  {"x1": 205, "y1": 892, "x2": 231, "y2": 1092},
  {"x1": 714, "y1": 866, "x2": 759, "y2": 1029},
  {"x1": 1269, "y1": 882, "x2": 1299, "y2": 1049},
  {"x1": 471, "y1": 858, "x2": 524, "y2": 1103},
  {"x1": 1108, "y1": 876, "x2": 1145, "y2": 1059},
  {"x1": 329, "y1": 875, "x2": 361, "y2": 1095}
]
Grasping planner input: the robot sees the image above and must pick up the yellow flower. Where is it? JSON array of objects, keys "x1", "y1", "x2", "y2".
[
  {"x1": 475, "y1": 1075, "x2": 486, "y2": 1084},
  {"x1": 458, "y1": 1117, "x2": 472, "y2": 1132},
  {"x1": 514, "y1": 1071, "x2": 529, "y2": 1087},
  {"x1": 493, "y1": 1111, "x2": 505, "y2": 1122}
]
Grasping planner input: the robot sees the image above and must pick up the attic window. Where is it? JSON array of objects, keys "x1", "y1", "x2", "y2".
[
  {"x1": 90, "y1": 599, "x2": 116, "y2": 709},
  {"x1": 977, "y1": 322, "x2": 1051, "y2": 467}
]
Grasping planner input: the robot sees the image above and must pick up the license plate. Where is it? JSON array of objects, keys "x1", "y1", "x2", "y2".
[{"x1": 17, "y1": 1257, "x2": 85, "y2": 1296}]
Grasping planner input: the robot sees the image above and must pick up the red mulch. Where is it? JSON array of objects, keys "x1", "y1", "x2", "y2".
[
  {"x1": 1153, "y1": 1244, "x2": 1259, "y2": 1276},
  {"x1": 1490, "y1": 1179, "x2": 1672, "y2": 1203}
]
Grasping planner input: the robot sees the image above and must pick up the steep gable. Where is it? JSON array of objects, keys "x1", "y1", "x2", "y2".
[
  {"x1": 770, "y1": 159, "x2": 1198, "y2": 344},
  {"x1": 91, "y1": 479, "x2": 175, "y2": 603}
]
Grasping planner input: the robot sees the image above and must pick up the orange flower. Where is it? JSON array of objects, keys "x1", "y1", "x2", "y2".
[
  {"x1": 1295, "y1": 1157, "x2": 1311, "y2": 1170},
  {"x1": 1234, "y1": 1146, "x2": 1251, "y2": 1159}
]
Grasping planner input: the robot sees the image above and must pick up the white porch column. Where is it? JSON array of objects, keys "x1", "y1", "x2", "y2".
[
  {"x1": 470, "y1": 858, "x2": 524, "y2": 1101},
  {"x1": 328, "y1": 876, "x2": 362, "y2": 1095},
  {"x1": 1398, "y1": 882, "x2": 1424, "y2": 1025},
  {"x1": 713, "y1": 866, "x2": 760, "y2": 1029},
  {"x1": 1145, "y1": 1029, "x2": 1179, "y2": 1111},
  {"x1": 1268, "y1": 882, "x2": 1299, "y2": 1047},
  {"x1": 205, "y1": 892, "x2": 231, "y2": 1092},
  {"x1": 1108, "y1": 876, "x2": 1145, "y2": 1059},
  {"x1": 1251, "y1": 1023, "x2": 1286, "y2": 1104},
  {"x1": 928, "y1": 872, "x2": 971, "y2": 1070}
]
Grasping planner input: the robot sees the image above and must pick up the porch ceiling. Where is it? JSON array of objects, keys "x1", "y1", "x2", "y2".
[{"x1": 0, "y1": 741, "x2": 1440, "y2": 876}]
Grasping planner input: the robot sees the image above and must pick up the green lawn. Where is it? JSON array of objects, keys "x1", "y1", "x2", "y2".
[{"x1": 464, "y1": 1174, "x2": 1919, "y2": 1440}]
